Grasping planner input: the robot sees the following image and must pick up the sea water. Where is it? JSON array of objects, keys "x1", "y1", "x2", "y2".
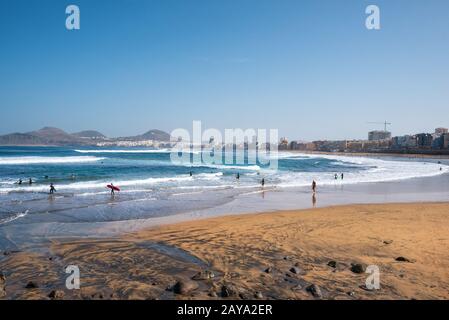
[{"x1": 0, "y1": 146, "x2": 447, "y2": 247}]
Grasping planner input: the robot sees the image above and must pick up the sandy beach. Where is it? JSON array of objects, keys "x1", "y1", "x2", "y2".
[{"x1": 1, "y1": 202, "x2": 448, "y2": 300}]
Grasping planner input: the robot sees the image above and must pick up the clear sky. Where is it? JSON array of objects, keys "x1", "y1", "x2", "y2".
[{"x1": 0, "y1": 0, "x2": 448, "y2": 140}]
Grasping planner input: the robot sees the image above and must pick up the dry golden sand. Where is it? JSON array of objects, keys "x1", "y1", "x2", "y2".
[{"x1": 1, "y1": 202, "x2": 449, "y2": 300}]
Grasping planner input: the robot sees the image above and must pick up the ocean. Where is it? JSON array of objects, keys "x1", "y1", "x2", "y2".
[{"x1": 0, "y1": 146, "x2": 447, "y2": 248}]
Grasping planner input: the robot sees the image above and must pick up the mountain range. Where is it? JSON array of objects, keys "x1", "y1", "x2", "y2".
[{"x1": 0, "y1": 127, "x2": 171, "y2": 146}]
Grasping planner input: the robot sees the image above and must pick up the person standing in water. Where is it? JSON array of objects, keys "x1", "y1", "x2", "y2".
[
  {"x1": 261, "y1": 178, "x2": 265, "y2": 187},
  {"x1": 49, "y1": 183, "x2": 56, "y2": 194},
  {"x1": 189, "y1": 171, "x2": 193, "y2": 177},
  {"x1": 236, "y1": 172, "x2": 240, "y2": 180},
  {"x1": 29, "y1": 178, "x2": 33, "y2": 185},
  {"x1": 341, "y1": 173, "x2": 344, "y2": 180},
  {"x1": 312, "y1": 180, "x2": 317, "y2": 193},
  {"x1": 110, "y1": 183, "x2": 115, "y2": 195},
  {"x1": 18, "y1": 179, "x2": 22, "y2": 185}
]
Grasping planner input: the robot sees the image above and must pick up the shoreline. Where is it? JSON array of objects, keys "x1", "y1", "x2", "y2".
[
  {"x1": 1, "y1": 201, "x2": 449, "y2": 300},
  {"x1": 291, "y1": 150, "x2": 449, "y2": 159}
]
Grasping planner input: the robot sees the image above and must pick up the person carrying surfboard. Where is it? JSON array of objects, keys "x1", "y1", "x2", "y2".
[{"x1": 110, "y1": 183, "x2": 115, "y2": 195}]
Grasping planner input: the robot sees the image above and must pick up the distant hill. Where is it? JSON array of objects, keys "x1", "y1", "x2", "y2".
[
  {"x1": 72, "y1": 130, "x2": 106, "y2": 139},
  {"x1": 27, "y1": 127, "x2": 83, "y2": 145},
  {"x1": 0, "y1": 133, "x2": 47, "y2": 146},
  {"x1": 0, "y1": 127, "x2": 171, "y2": 146},
  {"x1": 136, "y1": 129, "x2": 171, "y2": 141},
  {"x1": 120, "y1": 129, "x2": 171, "y2": 142}
]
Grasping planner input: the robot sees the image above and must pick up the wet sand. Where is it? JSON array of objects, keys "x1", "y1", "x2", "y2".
[{"x1": 1, "y1": 202, "x2": 449, "y2": 300}]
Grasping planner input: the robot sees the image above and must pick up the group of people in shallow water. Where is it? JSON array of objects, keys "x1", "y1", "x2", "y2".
[
  {"x1": 334, "y1": 173, "x2": 344, "y2": 180},
  {"x1": 16, "y1": 174, "x2": 71, "y2": 194},
  {"x1": 16, "y1": 178, "x2": 34, "y2": 185}
]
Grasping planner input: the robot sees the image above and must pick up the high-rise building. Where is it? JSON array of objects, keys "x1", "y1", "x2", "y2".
[
  {"x1": 416, "y1": 133, "x2": 433, "y2": 148},
  {"x1": 368, "y1": 130, "x2": 391, "y2": 141},
  {"x1": 435, "y1": 128, "x2": 448, "y2": 135},
  {"x1": 443, "y1": 134, "x2": 449, "y2": 149}
]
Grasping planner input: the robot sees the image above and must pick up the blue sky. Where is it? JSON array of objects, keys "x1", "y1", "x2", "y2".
[{"x1": 0, "y1": 0, "x2": 448, "y2": 140}]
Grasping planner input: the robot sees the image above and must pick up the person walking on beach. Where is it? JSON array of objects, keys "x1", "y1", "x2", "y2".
[
  {"x1": 312, "y1": 180, "x2": 317, "y2": 193},
  {"x1": 261, "y1": 178, "x2": 265, "y2": 188},
  {"x1": 334, "y1": 173, "x2": 338, "y2": 180},
  {"x1": 110, "y1": 183, "x2": 115, "y2": 195},
  {"x1": 341, "y1": 173, "x2": 344, "y2": 180},
  {"x1": 49, "y1": 183, "x2": 56, "y2": 194}
]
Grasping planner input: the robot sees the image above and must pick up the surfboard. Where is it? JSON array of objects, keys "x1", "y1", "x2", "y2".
[{"x1": 107, "y1": 184, "x2": 120, "y2": 192}]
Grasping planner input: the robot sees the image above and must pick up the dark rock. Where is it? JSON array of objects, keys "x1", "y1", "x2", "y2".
[
  {"x1": 350, "y1": 263, "x2": 367, "y2": 274},
  {"x1": 192, "y1": 270, "x2": 215, "y2": 280},
  {"x1": 91, "y1": 292, "x2": 104, "y2": 299},
  {"x1": 208, "y1": 291, "x2": 218, "y2": 298},
  {"x1": 255, "y1": 292, "x2": 263, "y2": 299},
  {"x1": 289, "y1": 267, "x2": 301, "y2": 274},
  {"x1": 395, "y1": 256, "x2": 413, "y2": 263},
  {"x1": 221, "y1": 285, "x2": 238, "y2": 298},
  {"x1": 328, "y1": 261, "x2": 337, "y2": 268},
  {"x1": 48, "y1": 290, "x2": 65, "y2": 300},
  {"x1": 239, "y1": 293, "x2": 249, "y2": 300},
  {"x1": 173, "y1": 280, "x2": 198, "y2": 295},
  {"x1": 0, "y1": 273, "x2": 5, "y2": 285},
  {"x1": 25, "y1": 281, "x2": 38, "y2": 289},
  {"x1": 306, "y1": 284, "x2": 323, "y2": 298},
  {"x1": 383, "y1": 240, "x2": 393, "y2": 245},
  {"x1": 264, "y1": 267, "x2": 272, "y2": 274}
]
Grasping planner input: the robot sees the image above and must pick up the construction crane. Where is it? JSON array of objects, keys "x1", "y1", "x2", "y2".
[{"x1": 367, "y1": 121, "x2": 392, "y2": 132}]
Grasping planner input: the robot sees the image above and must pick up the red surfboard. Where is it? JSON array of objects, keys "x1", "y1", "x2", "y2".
[{"x1": 107, "y1": 184, "x2": 120, "y2": 192}]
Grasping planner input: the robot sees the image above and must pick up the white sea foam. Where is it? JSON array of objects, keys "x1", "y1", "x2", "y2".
[
  {"x1": 75, "y1": 149, "x2": 171, "y2": 153},
  {"x1": 0, "y1": 156, "x2": 105, "y2": 165},
  {"x1": 274, "y1": 153, "x2": 449, "y2": 188},
  {"x1": 74, "y1": 149, "x2": 201, "y2": 154},
  {"x1": 0, "y1": 210, "x2": 29, "y2": 225}
]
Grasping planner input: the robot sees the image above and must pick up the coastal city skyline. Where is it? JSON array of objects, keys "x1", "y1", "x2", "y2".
[{"x1": 1, "y1": 0, "x2": 449, "y2": 140}]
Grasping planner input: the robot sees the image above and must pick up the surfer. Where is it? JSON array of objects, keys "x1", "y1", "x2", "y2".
[
  {"x1": 189, "y1": 171, "x2": 193, "y2": 177},
  {"x1": 110, "y1": 183, "x2": 115, "y2": 195},
  {"x1": 29, "y1": 178, "x2": 33, "y2": 185},
  {"x1": 18, "y1": 179, "x2": 22, "y2": 185},
  {"x1": 236, "y1": 172, "x2": 240, "y2": 180},
  {"x1": 341, "y1": 173, "x2": 344, "y2": 180},
  {"x1": 44, "y1": 175, "x2": 49, "y2": 179},
  {"x1": 312, "y1": 180, "x2": 317, "y2": 193},
  {"x1": 49, "y1": 183, "x2": 56, "y2": 194}
]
